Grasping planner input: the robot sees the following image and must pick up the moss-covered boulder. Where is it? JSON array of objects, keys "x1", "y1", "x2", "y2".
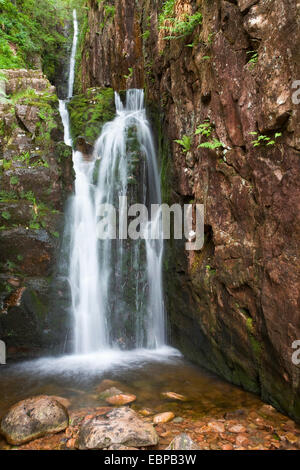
[{"x1": 68, "y1": 87, "x2": 115, "y2": 143}]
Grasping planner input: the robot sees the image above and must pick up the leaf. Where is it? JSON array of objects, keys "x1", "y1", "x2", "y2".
[{"x1": 1, "y1": 211, "x2": 11, "y2": 220}]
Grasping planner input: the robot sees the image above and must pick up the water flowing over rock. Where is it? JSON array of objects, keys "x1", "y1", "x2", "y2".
[
  {"x1": 0, "y1": 396, "x2": 69, "y2": 445},
  {"x1": 77, "y1": 407, "x2": 158, "y2": 449},
  {"x1": 67, "y1": 89, "x2": 165, "y2": 352}
]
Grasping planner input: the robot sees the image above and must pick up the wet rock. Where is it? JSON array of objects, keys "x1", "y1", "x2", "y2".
[
  {"x1": 228, "y1": 424, "x2": 247, "y2": 434},
  {"x1": 139, "y1": 409, "x2": 153, "y2": 417},
  {"x1": 236, "y1": 434, "x2": 249, "y2": 447},
  {"x1": 224, "y1": 409, "x2": 247, "y2": 420},
  {"x1": 166, "y1": 433, "x2": 200, "y2": 451},
  {"x1": 96, "y1": 379, "x2": 121, "y2": 393},
  {"x1": 153, "y1": 412, "x2": 175, "y2": 425},
  {"x1": 0, "y1": 396, "x2": 69, "y2": 445},
  {"x1": 75, "y1": 136, "x2": 94, "y2": 161},
  {"x1": 208, "y1": 421, "x2": 225, "y2": 433},
  {"x1": 173, "y1": 417, "x2": 184, "y2": 424},
  {"x1": 50, "y1": 396, "x2": 71, "y2": 409},
  {"x1": 222, "y1": 444, "x2": 234, "y2": 450},
  {"x1": 98, "y1": 387, "x2": 123, "y2": 400},
  {"x1": 107, "y1": 444, "x2": 139, "y2": 450},
  {"x1": 161, "y1": 392, "x2": 186, "y2": 402},
  {"x1": 106, "y1": 394, "x2": 136, "y2": 406},
  {"x1": 77, "y1": 407, "x2": 158, "y2": 449}
]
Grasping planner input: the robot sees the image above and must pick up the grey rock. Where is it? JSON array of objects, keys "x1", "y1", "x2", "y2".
[{"x1": 77, "y1": 407, "x2": 158, "y2": 450}]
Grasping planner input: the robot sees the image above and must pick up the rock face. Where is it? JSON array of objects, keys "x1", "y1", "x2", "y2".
[
  {"x1": 0, "y1": 69, "x2": 74, "y2": 357},
  {"x1": 0, "y1": 396, "x2": 69, "y2": 445},
  {"x1": 79, "y1": 0, "x2": 300, "y2": 421},
  {"x1": 77, "y1": 407, "x2": 158, "y2": 449}
]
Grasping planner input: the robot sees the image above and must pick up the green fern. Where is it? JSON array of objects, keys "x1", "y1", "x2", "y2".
[
  {"x1": 198, "y1": 138, "x2": 224, "y2": 150},
  {"x1": 174, "y1": 135, "x2": 192, "y2": 153}
]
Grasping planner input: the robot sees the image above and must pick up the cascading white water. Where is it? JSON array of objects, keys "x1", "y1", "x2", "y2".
[
  {"x1": 67, "y1": 9, "x2": 78, "y2": 100},
  {"x1": 92, "y1": 89, "x2": 165, "y2": 350},
  {"x1": 59, "y1": 10, "x2": 165, "y2": 355}
]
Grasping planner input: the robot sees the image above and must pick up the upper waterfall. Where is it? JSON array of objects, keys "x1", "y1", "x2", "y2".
[{"x1": 68, "y1": 9, "x2": 79, "y2": 99}]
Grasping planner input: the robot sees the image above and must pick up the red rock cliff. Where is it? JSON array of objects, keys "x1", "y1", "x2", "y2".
[{"x1": 79, "y1": 0, "x2": 300, "y2": 420}]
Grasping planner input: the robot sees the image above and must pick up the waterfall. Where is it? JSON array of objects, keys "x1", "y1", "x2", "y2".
[
  {"x1": 67, "y1": 9, "x2": 78, "y2": 100},
  {"x1": 59, "y1": 11, "x2": 165, "y2": 355}
]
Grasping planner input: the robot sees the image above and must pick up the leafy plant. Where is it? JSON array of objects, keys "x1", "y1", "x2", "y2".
[
  {"x1": 124, "y1": 67, "x2": 133, "y2": 80},
  {"x1": 1, "y1": 211, "x2": 11, "y2": 220},
  {"x1": 195, "y1": 120, "x2": 213, "y2": 138},
  {"x1": 174, "y1": 135, "x2": 192, "y2": 153},
  {"x1": 198, "y1": 138, "x2": 225, "y2": 150},
  {"x1": 250, "y1": 131, "x2": 282, "y2": 147},
  {"x1": 159, "y1": 2, "x2": 202, "y2": 40},
  {"x1": 29, "y1": 221, "x2": 40, "y2": 230},
  {"x1": 247, "y1": 50, "x2": 258, "y2": 68},
  {"x1": 162, "y1": 13, "x2": 203, "y2": 40},
  {"x1": 10, "y1": 175, "x2": 19, "y2": 185}
]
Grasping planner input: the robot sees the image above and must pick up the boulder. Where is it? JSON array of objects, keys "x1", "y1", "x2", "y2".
[
  {"x1": 166, "y1": 433, "x2": 200, "y2": 451},
  {"x1": 0, "y1": 396, "x2": 69, "y2": 445},
  {"x1": 77, "y1": 407, "x2": 158, "y2": 449}
]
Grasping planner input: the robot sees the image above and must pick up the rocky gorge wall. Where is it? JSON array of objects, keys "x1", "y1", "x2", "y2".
[
  {"x1": 0, "y1": 69, "x2": 74, "y2": 357},
  {"x1": 78, "y1": 0, "x2": 300, "y2": 420}
]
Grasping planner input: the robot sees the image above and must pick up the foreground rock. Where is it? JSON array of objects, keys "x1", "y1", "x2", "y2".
[
  {"x1": 153, "y1": 412, "x2": 175, "y2": 425},
  {"x1": 166, "y1": 434, "x2": 200, "y2": 451},
  {"x1": 0, "y1": 396, "x2": 69, "y2": 445},
  {"x1": 106, "y1": 394, "x2": 136, "y2": 406},
  {"x1": 77, "y1": 407, "x2": 158, "y2": 449}
]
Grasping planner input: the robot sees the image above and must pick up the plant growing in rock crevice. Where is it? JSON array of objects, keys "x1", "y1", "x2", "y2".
[
  {"x1": 250, "y1": 131, "x2": 282, "y2": 147},
  {"x1": 196, "y1": 120, "x2": 225, "y2": 149},
  {"x1": 174, "y1": 135, "x2": 192, "y2": 153},
  {"x1": 159, "y1": 1, "x2": 202, "y2": 40}
]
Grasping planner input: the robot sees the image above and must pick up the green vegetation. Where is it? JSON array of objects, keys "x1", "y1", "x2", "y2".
[
  {"x1": 1, "y1": 210, "x2": 11, "y2": 220},
  {"x1": 68, "y1": 87, "x2": 115, "y2": 142},
  {"x1": 124, "y1": 67, "x2": 134, "y2": 80},
  {"x1": 250, "y1": 131, "x2": 282, "y2": 147},
  {"x1": 198, "y1": 138, "x2": 224, "y2": 150},
  {"x1": 196, "y1": 120, "x2": 225, "y2": 149},
  {"x1": 0, "y1": 0, "x2": 79, "y2": 80},
  {"x1": 10, "y1": 87, "x2": 59, "y2": 149},
  {"x1": 159, "y1": 1, "x2": 202, "y2": 40},
  {"x1": 174, "y1": 135, "x2": 192, "y2": 153},
  {"x1": 247, "y1": 50, "x2": 258, "y2": 68}
]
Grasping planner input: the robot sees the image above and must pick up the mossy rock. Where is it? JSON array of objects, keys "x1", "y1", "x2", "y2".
[{"x1": 68, "y1": 87, "x2": 115, "y2": 143}]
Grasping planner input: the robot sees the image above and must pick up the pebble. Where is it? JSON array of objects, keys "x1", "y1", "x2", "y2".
[
  {"x1": 208, "y1": 422, "x2": 225, "y2": 433},
  {"x1": 153, "y1": 412, "x2": 175, "y2": 425},
  {"x1": 161, "y1": 392, "x2": 186, "y2": 401},
  {"x1": 236, "y1": 434, "x2": 249, "y2": 447},
  {"x1": 222, "y1": 444, "x2": 233, "y2": 450},
  {"x1": 228, "y1": 424, "x2": 246, "y2": 433},
  {"x1": 173, "y1": 417, "x2": 184, "y2": 423},
  {"x1": 139, "y1": 408, "x2": 153, "y2": 417},
  {"x1": 105, "y1": 394, "x2": 136, "y2": 406}
]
